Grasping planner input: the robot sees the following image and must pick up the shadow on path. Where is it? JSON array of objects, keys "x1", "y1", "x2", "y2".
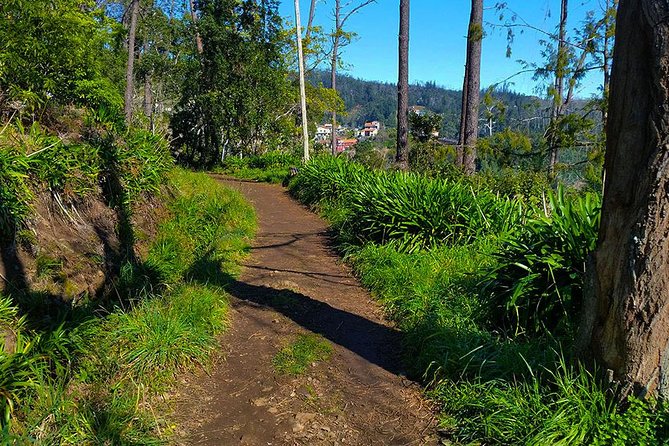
[{"x1": 227, "y1": 279, "x2": 405, "y2": 376}]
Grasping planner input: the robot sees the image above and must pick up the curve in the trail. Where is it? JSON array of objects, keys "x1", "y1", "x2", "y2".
[{"x1": 176, "y1": 177, "x2": 437, "y2": 446}]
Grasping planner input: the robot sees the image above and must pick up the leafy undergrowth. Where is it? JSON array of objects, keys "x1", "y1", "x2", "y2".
[
  {"x1": 273, "y1": 334, "x2": 333, "y2": 376},
  {"x1": 1, "y1": 169, "x2": 255, "y2": 444},
  {"x1": 215, "y1": 150, "x2": 300, "y2": 184},
  {"x1": 288, "y1": 157, "x2": 669, "y2": 445}
]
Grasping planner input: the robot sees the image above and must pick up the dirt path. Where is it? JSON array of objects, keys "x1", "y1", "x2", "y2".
[{"x1": 175, "y1": 177, "x2": 437, "y2": 445}]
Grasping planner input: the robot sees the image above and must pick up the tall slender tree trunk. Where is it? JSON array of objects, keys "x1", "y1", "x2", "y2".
[
  {"x1": 330, "y1": 0, "x2": 341, "y2": 156},
  {"x1": 548, "y1": 0, "x2": 568, "y2": 176},
  {"x1": 396, "y1": 0, "x2": 410, "y2": 170},
  {"x1": 306, "y1": 0, "x2": 317, "y2": 40},
  {"x1": 294, "y1": 0, "x2": 310, "y2": 162},
  {"x1": 580, "y1": 0, "x2": 669, "y2": 401},
  {"x1": 124, "y1": 0, "x2": 139, "y2": 123},
  {"x1": 189, "y1": 0, "x2": 204, "y2": 54},
  {"x1": 460, "y1": 0, "x2": 483, "y2": 174},
  {"x1": 457, "y1": 63, "x2": 469, "y2": 167}
]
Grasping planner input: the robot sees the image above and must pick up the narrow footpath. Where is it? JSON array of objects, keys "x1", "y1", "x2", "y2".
[{"x1": 175, "y1": 177, "x2": 437, "y2": 445}]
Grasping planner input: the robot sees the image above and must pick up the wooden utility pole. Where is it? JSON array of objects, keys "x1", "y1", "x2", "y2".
[
  {"x1": 396, "y1": 0, "x2": 410, "y2": 170},
  {"x1": 295, "y1": 0, "x2": 310, "y2": 162}
]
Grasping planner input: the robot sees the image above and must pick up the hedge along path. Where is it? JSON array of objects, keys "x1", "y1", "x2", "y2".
[{"x1": 175, "y1": 176, "x2": 438, "y2": 446}]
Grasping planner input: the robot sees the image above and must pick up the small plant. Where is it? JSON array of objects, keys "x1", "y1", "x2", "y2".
[
  {"x1": 35, "y1": 254, "x2": 63, "y2": 279},
  {"x1": 272, "y1": 334, "x2": 333, "y2": 375}
]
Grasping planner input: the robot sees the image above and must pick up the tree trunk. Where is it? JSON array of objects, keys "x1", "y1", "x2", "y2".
[
  {"x1": 548, "y1": 0, "x2": 568, "y2": 176},
  {"x1": 582, "y1": 0, "x2": 669, "y2": 400},
  {"x1": 395, "y1": 0, "x2": 410, "y2": 170},
  {"x1": 461, "y1": 0, "x2": 483, "y2": 175},
  {"x1": 457, "y1": 62, "x2": 469, "y2": 168},
  {"x1": 189, "y1": 0, "x2": 204, "y2": 54},
  {"x1": 330, "y1": 0, "x2": 341, "y2": 157},
  {"x1": 124, "y1": 0, "x2": 139, "y2": 123},
  {"x1": 306, "y1": 0, "x2": 317, "y2": 39},
  {"x1": 294, "y1": 0, "x2": 310, "y2": 162}
]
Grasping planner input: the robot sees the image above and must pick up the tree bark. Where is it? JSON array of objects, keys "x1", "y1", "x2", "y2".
[
  {"x1": 124, "y1": 0, "x2": 139, "y2": 123},
  {"x1": 306, "y1": 0, "x2": 317, "y2": 40},
  {"x1": 189, "y1": 0, "x2": 204, "y2": 54},
  {"x1": 460, "y1": 0, "x2": 483, "y2": 174},
  {"x1": 582, "y1": 0, "x2": 669, "y2": 400},
  {"x1": 330, "y1": 0, "x2": 340, "y2": 156},
  {"x1": 294, "y1": 0, "x2": 310, "y2": 162},
  {"x1": 395, "y1": 0, "x2": 410, "y2": 170},
  {"x1": 548, "y1": 0, "x2": 568, "y2": 176}
]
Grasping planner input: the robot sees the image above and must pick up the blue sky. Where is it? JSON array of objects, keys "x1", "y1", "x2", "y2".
[{"x1": 278, "y1": 0, "x2": 607, "y2": 98}]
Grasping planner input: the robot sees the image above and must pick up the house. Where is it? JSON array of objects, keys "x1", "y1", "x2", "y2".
[
  {"x1": 336, "y1": 138, "x2": 357, "y2": 153},
  {"x1": 359, "y1": 121, "x2": 380, "y2": 138},
  {"x1": 316, "y1": 123, "x2": 345, "y2": 141}
]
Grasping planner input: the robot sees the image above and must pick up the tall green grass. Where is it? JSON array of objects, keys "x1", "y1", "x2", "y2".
[
  {"x1": 3, "y1": 169, "x2": 255, "y2": 443},
  {"x1": 288, "y1": 157, "x2": 669, "y2": 445},
  {"x1": 290, "y1": 157, "x2": 524, "y2": 252},
  {"x1": 0, "y1": 121, "x2": 173, "y2": 240},
  {"x1": 216, "y1": 150, "x2": 300, "y2": 184}
]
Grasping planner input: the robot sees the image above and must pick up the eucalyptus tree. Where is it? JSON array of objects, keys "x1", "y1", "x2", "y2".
[
  {"x1": 458, "y1": 0, "x2": 483, "y2": 174},
  {"x1": 580, "y1": 0, "x2": 669, "y2": 402},
  {"x1": 294, "y1": 0, "x2": 310, "y2": 161},
  {"x1": 329, "y1": 0, "x2": 375, "y2": 156},
  {"x1": 396, "y1": 0, "x2": 410, "y2": 170}
]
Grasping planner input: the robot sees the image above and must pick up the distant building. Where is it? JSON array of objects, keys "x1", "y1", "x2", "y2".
[
  {"x1": 336, "y1": 138, "x2": 357, "y2": 153},
  {"x1": 316, "y1": 124, "x2": 345, "y2": 141},
  {"x1": 359, "y1": 121, "x2": 381, "y2": 138}
]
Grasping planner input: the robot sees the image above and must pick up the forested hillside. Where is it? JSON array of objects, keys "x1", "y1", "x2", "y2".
[{"x1": 309, "y1": 70, "x2": 549, "y2": 137}]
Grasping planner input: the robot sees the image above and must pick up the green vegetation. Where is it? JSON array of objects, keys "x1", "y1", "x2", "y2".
[
  {"x1": 216, "y1": 151, "x2": 301, "y2": 184},
  {"x1": 273, "y1": 334, "x2": 333, "y2": 376},
  {"x1": 1, "y1": 170, "x2": 255, "y2": 443},
  {"x1": 288, "y1": 157, "x2": 669, "y2": 444}
]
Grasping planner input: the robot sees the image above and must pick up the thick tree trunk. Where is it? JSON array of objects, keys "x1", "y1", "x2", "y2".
[
  {"x1": 124, "y1": 0, "x2": 139, "y2": 123},
  {"x1": 294, "y1": 0, "x2": 310, "y2": 162},
  {"x1": 460, "y1": 0, "x2": 483, "y2": 175},
  {"x1": 395, "y1": 0, "x2": 410, "y2": 170},
  {"x1": 548, "y1": 0, "x2": 568, "y2": 176},
  {"x1": 582, "y1": 0, "x2": 669, "y2": 400}
]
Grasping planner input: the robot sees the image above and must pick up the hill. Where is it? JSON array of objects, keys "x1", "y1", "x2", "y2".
[{"x1": 308, "y1": 71, "x2": 547, "y2": 138}]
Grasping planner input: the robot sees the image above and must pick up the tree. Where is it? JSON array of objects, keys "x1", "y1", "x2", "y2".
[
  {"x1": 580, "y1": 0, "x2": 669, "y2": 401},
  {"x1": 329, "y1": 0, "x2": 375, "y2": 156},
  {"x1": 546, "y1": 0, "x2": 568, "y2": 176},
  {"x1": 458, "y1": 0, "x2": 483, "y2": 174},
  {"x1": 171, "y1": 0, "x2": 291, "y2": 167},
  {"x1": 124, "y1": 0, "x2": 140, "y2": 122},
  {"x1": 294, "y1": 0, "x2": 310, "y2": 162},
  {"x1": 396, "y1": 0, "x2": 410, "y2": 170}
]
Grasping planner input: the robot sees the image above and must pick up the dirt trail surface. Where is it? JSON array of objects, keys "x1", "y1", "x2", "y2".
[{"x1": 175, "y1": 177, "x2": 437, "y2": 445}]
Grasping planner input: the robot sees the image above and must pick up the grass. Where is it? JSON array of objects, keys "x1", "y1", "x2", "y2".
[
  {"x1": 286, "y1": 157, "x2": 669, "y2": 445},
  {"x1": 215, "y1": 150, "x2": 300, "y2": 184},
  {"x1": 2, "y1": 168, "x2": 256, "y2": 443},
  {"x1": 273, "y1": 334, "x2": 333, "y2": 376}
]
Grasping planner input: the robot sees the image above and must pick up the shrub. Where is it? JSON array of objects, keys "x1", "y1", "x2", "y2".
[{"x1": 482, "y1": 186, "x2": 601, "y2": 337}]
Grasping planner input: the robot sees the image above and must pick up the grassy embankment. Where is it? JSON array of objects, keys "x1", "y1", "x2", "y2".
[
  {"x1": 0, "y1": 117, "x2": 255, "y2": 443},
  {"x1": 284, "y1": 155, "x2": 669, "y2": 445}
]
